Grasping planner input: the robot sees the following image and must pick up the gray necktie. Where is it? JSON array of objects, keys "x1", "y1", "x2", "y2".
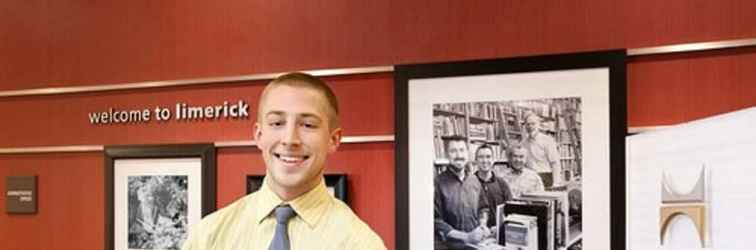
[{"x1": 268, "y1": 204, "x2": 297, "y2": 250}]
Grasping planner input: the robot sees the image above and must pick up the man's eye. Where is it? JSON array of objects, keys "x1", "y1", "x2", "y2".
[
  {"x1": 303, "y1": 123, "x2": 318, "y2": 128},
  {"x1": 269, "y1": 121, "x2": 283, "y2": 127}
]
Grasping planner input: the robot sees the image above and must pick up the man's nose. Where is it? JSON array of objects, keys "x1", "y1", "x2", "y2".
[{"x1": 282, "y1": 123, "x2": 301, "y2": 146}]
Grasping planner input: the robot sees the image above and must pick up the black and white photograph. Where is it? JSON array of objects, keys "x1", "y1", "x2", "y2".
[
  {"x1": 246, "y1": 175, "x2": 264, "y2": 194},
  {"x1": 432, "y1": 98, "x2": 583, "y2": 250},
  {"x1": 128, "y1": 175, "x2": 188, "y2": 249},
  {"x1": 396, "y1": 50, "x2": 626, "y2": 250},
  {"x1": 105, "y1": 144, "x2": 216, "y2": 250}
]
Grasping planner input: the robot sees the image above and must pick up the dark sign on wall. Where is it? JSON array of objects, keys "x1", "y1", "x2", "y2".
[{"x1": 6, "y1": 176, "x2": 37, "y2": 214}]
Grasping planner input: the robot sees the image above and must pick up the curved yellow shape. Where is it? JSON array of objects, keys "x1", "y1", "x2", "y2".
[{"x1": 659, "y1": 205, "x2": 706, "y2": 247}]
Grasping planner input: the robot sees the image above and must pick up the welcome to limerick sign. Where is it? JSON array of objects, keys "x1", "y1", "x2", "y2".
[{"x1": 88, "y1": 100, "x2": 250, "y2": 125}]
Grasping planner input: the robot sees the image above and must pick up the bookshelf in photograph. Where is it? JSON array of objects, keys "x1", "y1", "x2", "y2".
[
  {"x1": 433, "y1": 103, "x2": 503, "y2": 175},
  {"x1": 496, "y1": 103, "x2": 524, "y2": 144},
  {"x1": 554, "y1": 99, "x2": 582, "y2": 182}
]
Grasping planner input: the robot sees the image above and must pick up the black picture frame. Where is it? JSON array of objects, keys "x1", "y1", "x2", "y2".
[
  {"x1": 395, "y1": 50, "x2": 626, "y2": 250},
  {"x1": 246, "y1": 174, "x2": 348, "y2": 204},
  {"x1": 104, "y1": 143, "x2": 216, "y2": 250}
]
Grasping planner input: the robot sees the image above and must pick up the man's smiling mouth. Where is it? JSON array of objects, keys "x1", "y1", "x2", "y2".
[{"x1": 273, "y1": 153, "x2": 310, "y2": 163}]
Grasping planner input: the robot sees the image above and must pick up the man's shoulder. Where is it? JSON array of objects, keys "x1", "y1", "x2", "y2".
[
  {"x1": 437, "y1": 169, "x2": 455, "y2": 179},
  {"x1": 493, "y1": 174, "x2": 510, "y2": 186},
  {"x1": 435, "y1": 170, "x2": 456, "y2": 185},
  {"x1": 188, "y1": 193, "x2": 255, "y2": 234},
  {"x1": 213, "y1": 192, "x2": 255, "y2": 217},
  {"x1": 521, "y1": 169, "x2": 542, "y2": 180},
  {"x1": 182, "y1": 193, "x2": 257, "y2": 250},
  {"x1": 536, "y1": 132, "x2": 557, "y2": 144},
  {"x1": 328, "y1": 199, "x2": 386, "y2": 249},
  {"x1": 327, "y1": 198, "x2": 363, "y2": 225}
]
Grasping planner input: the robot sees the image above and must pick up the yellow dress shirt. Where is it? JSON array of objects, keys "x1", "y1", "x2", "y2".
[{"x1": 181, "y1": 176, "x2": 386, "y2": 250}]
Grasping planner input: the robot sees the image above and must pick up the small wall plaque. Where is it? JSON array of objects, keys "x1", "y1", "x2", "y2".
[{"x1": 6, "y1": 176, "x2": 37, "y2": 214}]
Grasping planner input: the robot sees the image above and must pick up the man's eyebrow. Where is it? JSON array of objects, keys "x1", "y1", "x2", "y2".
[
  {"x1": 299, "y1": 113, "x2": 323, "y2": 121},
  {"x1": 264, "y1": 111, "x2": 285, "y2": 118},
  {"x1": 264, "y1": 111, "x2": 323, "y2": 121}
]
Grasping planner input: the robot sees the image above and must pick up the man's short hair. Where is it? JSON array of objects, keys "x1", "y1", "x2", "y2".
[
  {"x1": 522, "y1": 111, "x2": 541, "y2": 124},
  {"x1": 506, "y1": 143, "x2": 527, "y2": 160},
  {"x1": 475, "y1": 144, "x2": 494, "y2": 159},
  {"x1": 443, "y1": 136, "x2": 468, "y2": 151},
  {"x1": 258, "y1": 72, "x2": 340, "y2": 129}
]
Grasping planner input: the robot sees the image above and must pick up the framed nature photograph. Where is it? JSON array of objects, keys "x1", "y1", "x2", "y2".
[
  {"x1": 105, "y1": 144, "x2": 216, "y2": 250},
  {"x1": 247, "y1": 174, "x2": 348, "y2": 204},
  {"x1": 395, "y1": 50, "x2": 626, "y2": 250}
]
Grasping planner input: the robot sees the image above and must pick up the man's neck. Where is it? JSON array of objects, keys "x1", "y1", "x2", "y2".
[
  {"x1": 449, "y1": 165, "x2": 466, "y2": 181},
  {"x1": 510, "y1": 167, "x2": 523, "y2": 176},
  {"x1": 528, "y1": 130, "x2": 539, "y2": 139},
  {"x1": 477, "y1": 170, "x2": 493, "y2": 181},
  {"x1": 267, "y1": 175, "x2": 321, "y2": 201}
]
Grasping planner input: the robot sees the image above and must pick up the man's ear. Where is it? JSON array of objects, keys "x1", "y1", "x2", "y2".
[
  {"x1": 254, "y1": 122, "x2": 263, "y2": 150},
  {"x1": 328, "y1": 127, "x2": 343, "y2": 153}
]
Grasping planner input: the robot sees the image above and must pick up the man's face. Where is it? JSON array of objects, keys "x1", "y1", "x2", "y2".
[
  {"x1": 524, "y1": 115, "x2": 540, "y2": 135},
  {"x1": 510, "y1": 148, "x2": 528, "y2": 171},
  {"x1": 446, "y1": 140, "x2": 469, "y2": 171},
  {"x1": 476, "y1": 147, "x2": 494, "y2": 172},
  {"x1": 255, "y1": 85, "x2": 342, "y2": 193}
]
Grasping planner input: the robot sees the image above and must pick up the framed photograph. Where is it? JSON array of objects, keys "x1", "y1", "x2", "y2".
[
  {"x1": 105, "y1": 144, "x2": 216, "y2": 250},
  {"x1": 247, "y1": 174, "x2": 348, "y2": 204},
  {"x1": 395, "y1": 50, "x2": 626, "y2": 250}
]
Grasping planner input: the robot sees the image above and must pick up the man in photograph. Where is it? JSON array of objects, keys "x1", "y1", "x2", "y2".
[
  {"x1": 435, "y1": 137, "x2": 490, "y2": 249},
  {"x1": 473, "y1": 145, "x2": 513, "y2": 228},
  {"x1": 521, "y1": 111, "x2": 564, "y2": 188},
  {"x1": 501, "y1": 144, "x2": 545, "y2": 198},
  {"x1": 181, "y1": 72, "x2": 386, "y2": 250}
]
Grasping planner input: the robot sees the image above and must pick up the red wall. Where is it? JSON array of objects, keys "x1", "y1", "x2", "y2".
[
  {"x1": 0, "y1": 153, "x2": 103, "y2": 250},
  {"x1": 2, "y1": 0, "x2": 755, "y2": 91},
  {"x1": 628, "y1": 47, "x2": 756, "y2": 126},
  {"x1": 2, "y1": 1, "x2": 756, "y2": 250}
]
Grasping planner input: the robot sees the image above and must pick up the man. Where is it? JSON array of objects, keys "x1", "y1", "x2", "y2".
[
  {"x1": 521, "y1": 112, "x2": 564, "y2": 188},
  {"x1": 182, "y1": 72, "x2": 386, "y2": 250},
  {"x1": 434, "y1": 137, "x2": 489, "y2": 249},
  {"x1": 501, "y1": 144, "x2": 544, "y2": 198},
  {"x1": 473, "y1": 145, "x2": 512, "y2": 228}
]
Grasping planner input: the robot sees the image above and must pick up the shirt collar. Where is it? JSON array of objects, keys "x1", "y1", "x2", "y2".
[
  {"x1": 444, "y1": 167, "x2": 468, "y2": 182},
  {"x1": 254, "y1": 176, "x2": 331, "y2": 229},
  {"x1": 476, "y1": 170, "x2": 494, "y2": 183}
]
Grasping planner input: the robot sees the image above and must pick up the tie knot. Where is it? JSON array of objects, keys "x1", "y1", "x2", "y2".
[{"x1": 274, "y1": 205, "x2": 296, "y2": 224}]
